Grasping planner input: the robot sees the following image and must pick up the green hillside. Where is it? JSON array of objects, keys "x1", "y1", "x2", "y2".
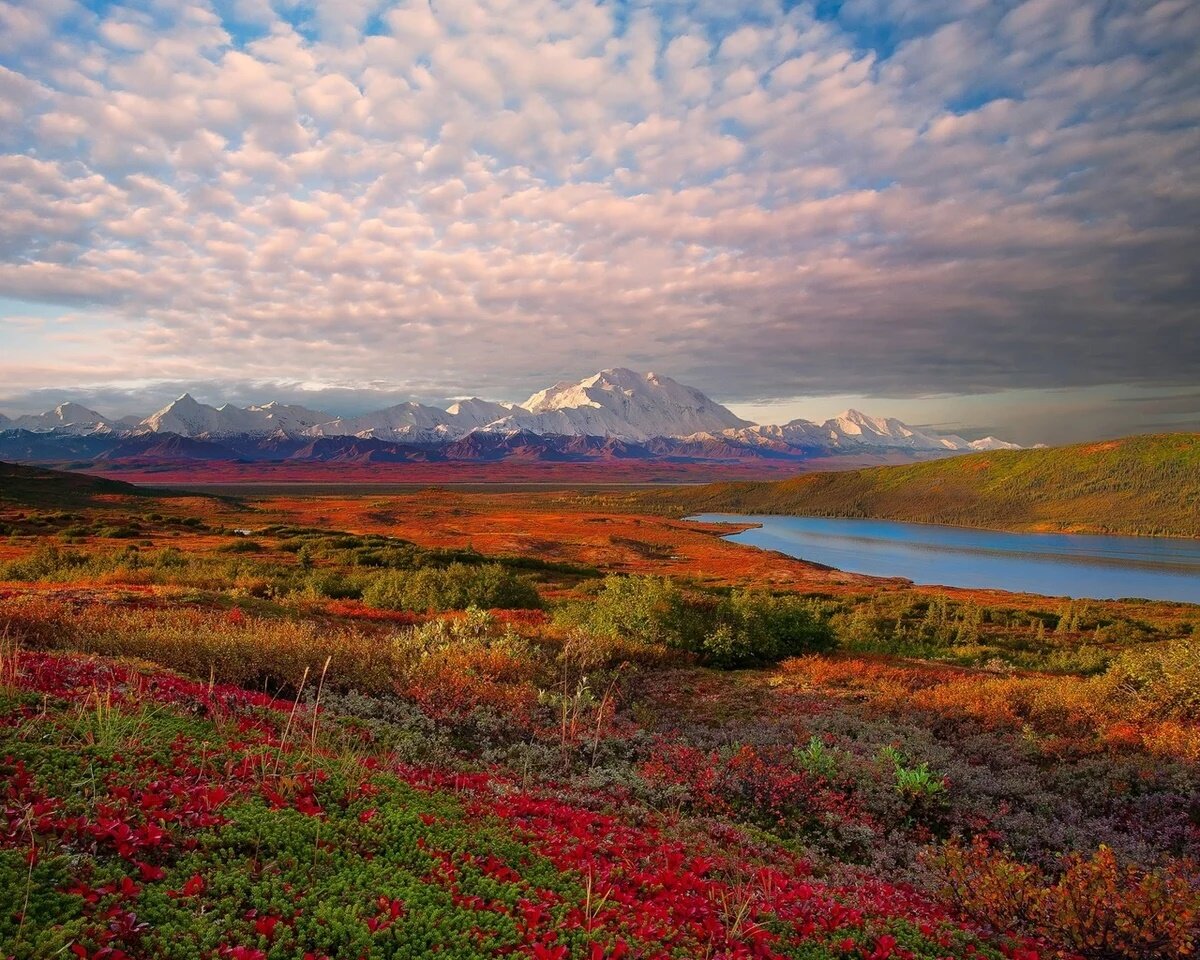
[{"x1": 644, "y1": 433, "x2": 1200, "y2": 538}]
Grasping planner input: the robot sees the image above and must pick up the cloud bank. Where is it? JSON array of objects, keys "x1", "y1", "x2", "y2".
[{"x1": 0, "y1": 0, "x2": 1197, "y2": 416}]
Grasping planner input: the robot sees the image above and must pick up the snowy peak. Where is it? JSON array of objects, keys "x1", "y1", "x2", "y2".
[
  {"x1": 523, "y1": 379, "x2": 583, "y2": 413},
  {"x1": 52, "y1": 402, "x2": 107, "y2": 423},
  {"x1": 444, "y1": 399, "x2": 514, "y2": 428},
  {"x1": 245, "y1": 402, "x2": 334, "y2": 434},
  {"x1": 501, "y1": 368, "x2": 752, "y2": 441},
  {"x1": 140, "y1": 396, "x2": 334, "y2": 437},
  {"x1": 140, "y1": 394, "x2": 226, "y2": 436},
  {"x1": 821, "y1": 409, "x2": 954, "y2": 450},
  {"x1": 306, "y1": 402, "x2": 458, "y2": 442},
  {"x1": 822, "y1": 413, "x2": 1019, "y2": 452},
  {"x1": 831, "y1": 409, "x2": 914, "y2": 439},
  {"x1": 968, "y1": 436, "x2": 1022, "y2": 451},
  {"x1": 9, "y1": 402, "x2": 119, "y2": 435},
  {"x1": 717, "y1": 409, "x2": 1016, "y2": 454}
]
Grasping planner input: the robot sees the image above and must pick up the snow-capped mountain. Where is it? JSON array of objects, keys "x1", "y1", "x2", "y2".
[
  {"x1": 705, "y1": 411, "x2": 1019, "y2": 454},
  {"x1": 445, "y1": 399, "x2": 514, "y2": 428},
  {"x1": 305, "y1": 398, "x2": 515, "y2": 443},
  {"x1": 8, "y1": 402, "x2": 121, "y2": 435},
  {"x1": 801, "y1": 411, "x2": 1018, "y2": 452},
  {"x1": 138, "y1": 395, "x2": 336, "y2": 437},
  {"x1": 244, "y1": 401, "x2": 335, "y2": 435},
  {"x1": 967, "y1": 436, "x2": 1021, "y2": 451},
  {"x1": 0, "y1": 370, "x2": 1022, "y2": 458},
  {"x1": 481, "y1": 369, "x2": 753, "y2": 442},
  {"x1": 824, "y1": 410, "x2": 955, "y2": 449},
  {"x1": 305, "y1": 402, "x2": 453, "y2": 442},
  {"x1": 139, "y1": 394, "x2": 236, "y2": 436},
  {"x1": 130, "y1": 395, "x2": 518, "y2": 443}
]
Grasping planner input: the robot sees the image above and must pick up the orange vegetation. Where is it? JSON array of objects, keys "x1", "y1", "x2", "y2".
[{"x1": 774, "y1": 654, "x2": 1200, "y2": 762}]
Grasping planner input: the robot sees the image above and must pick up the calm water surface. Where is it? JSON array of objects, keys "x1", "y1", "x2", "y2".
[{"x1": 688, "y1": 514, "x2": 1200, "y2": 604}]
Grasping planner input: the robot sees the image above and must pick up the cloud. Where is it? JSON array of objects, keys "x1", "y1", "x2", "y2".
[{"x1": 0, "y1": 0, "x2": 1195, "y2": 427}]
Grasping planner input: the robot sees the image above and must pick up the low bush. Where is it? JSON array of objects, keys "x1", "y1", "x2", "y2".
[
  {"x1": 930, "y1": 837, "x2": 1200, "y2": 960},
  {"x1": 556, "y1": 576, "x2": 833, "y2": 667},
  {"x1": 303, "y1": 569, "x2": 364, "y2": 600},
  {"x1": 0, "y1": 545, "x2": 89, "y2": 579},
  {"x1": 218, "y1": 538, "x2": 264, "y2": 554},
  {"x1": 0, "y1": 595, "x2": 554, "y2": 713},
  {"x1": 702, "y1": 588, "x2": 834, "y2": 666},
  {"x1": 97, "y1": 524, "x2": 141, "y2": 538},
  {"x1": 1103, "y1": 636, "x2": 1200, "y2": 720},
  {"x1": 362, "y1": 562, "x2": 541, "y2": 612},
  {"x1": 555, "y1": 575, "x2": 698, "y2": 648}
]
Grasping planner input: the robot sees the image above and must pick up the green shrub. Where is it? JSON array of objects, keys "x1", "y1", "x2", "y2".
[
  {"x1": 219, "y1": 538, "x2": 264, "y2": 553},
  {"x1": 362, "y1": 562, "x2": 541, "y2": 612},
  {"x1": 1042, "y1": 644, "x2": 1112, "y2": 676},
  {"x1": 1104, "y1": 637, "x2": 1200, "y2": 720},
  {"x1": 304, "y1": 570, "x2": 363, "y2": 601},
  {"x1": 352, "y1": 544, "x2": 429, "y2": 569},
  {"x1": 97, "y1": 525, "x2": 140, "y2": 538},
  {"x1": 153, "y1": 547, "x2": 187, "y2": 569},
  {"x1": 0, "y1": 545, "x2": 89, "y2": 580},
  {"x1": 556, "y1": 576, "x2": 834, "y2": 667},
  {"x1": 878, "y1": 746, "x2": 946, "y2": 802},
  {"x1": 554, "y1": 575, "x2": 702, "y2": 650},
  {"x1": 701, "y1": 588, "x2": 834, "y2": 667},
  {"x1": 794, "y1": 736, "x2": 841, "y2": 778}
]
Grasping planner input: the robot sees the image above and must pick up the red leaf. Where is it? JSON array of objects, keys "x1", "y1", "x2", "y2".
[
  {"x1": 181, "y1": 873, "x2": 206, "y2": 897},
  {"x1": 137, "y1": 862, "x2": 166, "y2": 882}
]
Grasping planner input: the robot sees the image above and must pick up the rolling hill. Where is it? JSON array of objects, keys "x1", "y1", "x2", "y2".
[
  {"x1": 0, "y1": 461, "x2": 219, "y2": 510},
  {"x1": 0, "y1": 460, "x2": 149, "y2": 508},
  {"x1": 644, "y1": 433, "x2": 1200, "y2": 538}
]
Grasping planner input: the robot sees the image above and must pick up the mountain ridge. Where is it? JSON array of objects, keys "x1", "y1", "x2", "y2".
[{"x1": 0, "y1": 369, "x2": 1020, "y2": 455}]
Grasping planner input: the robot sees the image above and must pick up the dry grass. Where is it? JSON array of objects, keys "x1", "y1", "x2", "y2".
[
  {"x1": 0, "y1": 594, "x2": 401, "y2": 696},
  {"x1": 0, "y1": 629, "x2": 19, "y2": 692}
]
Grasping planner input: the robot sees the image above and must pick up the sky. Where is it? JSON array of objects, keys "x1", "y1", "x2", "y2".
[{"x1": 0, "y1": 0, "x2": 1197, "y2": 446}]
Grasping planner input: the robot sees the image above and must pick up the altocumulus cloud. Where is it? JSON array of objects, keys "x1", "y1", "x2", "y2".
[{"x1": 0, "y1": 0, "x2": 1197, "y2": 409}]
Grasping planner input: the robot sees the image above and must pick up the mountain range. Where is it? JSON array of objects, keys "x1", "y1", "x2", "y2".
[{"x1": 0, "y1": 369, "x2": 1018, "y2": 467}]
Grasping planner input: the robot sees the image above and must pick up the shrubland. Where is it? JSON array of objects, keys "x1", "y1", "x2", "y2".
[
  {"x1": 1, "y1": 473, "x2": 1198, "y2": 959},
  {"x1": 0, "y1": 532, "x2": 554, "y2": 608}
]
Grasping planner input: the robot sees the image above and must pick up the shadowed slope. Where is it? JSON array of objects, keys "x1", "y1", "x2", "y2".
[{"x1": 0, "y1": 461, "x2": 148, "y2": 507}]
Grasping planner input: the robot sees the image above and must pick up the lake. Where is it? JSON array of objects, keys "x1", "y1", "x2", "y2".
[{"x1": 687, "y1": 514, "x2": 1200, "y2": 604}]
